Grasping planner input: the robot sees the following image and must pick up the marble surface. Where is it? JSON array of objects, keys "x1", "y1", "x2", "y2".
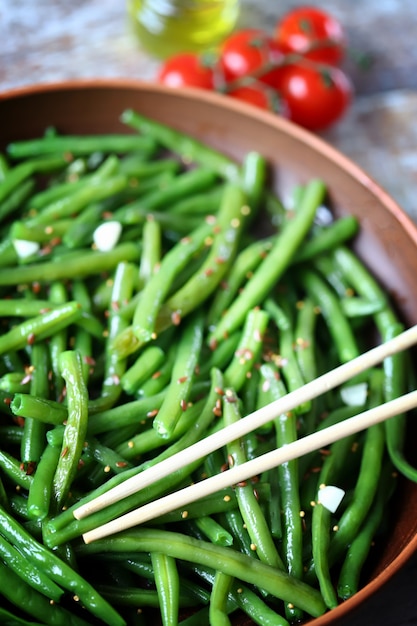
[{"x1": 1, "y1": 1, "x2": 417, "y2": 624}]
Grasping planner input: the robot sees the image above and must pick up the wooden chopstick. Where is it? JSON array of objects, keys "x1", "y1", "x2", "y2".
[
  {"x1": 82, "y1": 389, "x2": 417, "y2": 543},
  {"x1": 74, "y1": 324, "x2": 417, "y2": 541}
]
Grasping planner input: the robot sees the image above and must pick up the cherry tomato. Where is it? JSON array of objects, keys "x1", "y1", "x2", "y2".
[
  {"x1": 157, "y1": 53, "x2": 215, "y2": 89},
  {"x1": 219, "y1": 29, "x2": 285, "y2": 88},
  {"x1": 228, "y1": 84, "x2": 289, "y2": 115},
  {"x1": 278, "y1": 63, "x2": 352, "y2": 131},
  {"x1": 275, "y1": 6, "x2": 346, "y2": 66}
]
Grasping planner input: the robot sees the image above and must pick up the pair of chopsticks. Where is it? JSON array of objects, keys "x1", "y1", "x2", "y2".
[{"x1": 76, "y1": 324, "x2": 417, "y2": 544}]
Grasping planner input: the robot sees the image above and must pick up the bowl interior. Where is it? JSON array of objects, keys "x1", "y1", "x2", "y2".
[{"x1": 1, "y1": 80, "x2": 417, "y2": 625}]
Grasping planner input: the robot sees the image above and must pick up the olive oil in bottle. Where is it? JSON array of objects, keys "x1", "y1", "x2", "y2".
[{"x1": 127, "y1": 0, "x2": 241, "y2": 58}]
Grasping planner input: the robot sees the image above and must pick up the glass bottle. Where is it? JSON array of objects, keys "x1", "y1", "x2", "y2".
[{"x1": 127, "y1": 0, "x2": 241, "y2": 58}]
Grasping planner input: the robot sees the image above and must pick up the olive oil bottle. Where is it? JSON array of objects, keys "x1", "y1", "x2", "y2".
[{"x1": 127, "y1": 0, "x2": 241, "y2": 58}]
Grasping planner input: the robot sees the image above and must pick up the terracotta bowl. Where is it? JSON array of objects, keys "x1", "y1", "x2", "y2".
[{"x1": 1, "y1": 80, "x2": 417, "y2": 625}]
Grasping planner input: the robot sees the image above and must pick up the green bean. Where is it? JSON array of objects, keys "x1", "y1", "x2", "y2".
[
  {"x1": 21, "y1": 342, "x2": 50, "y2": 465},
  {"x1": 79, "y1": 527, "x2": 326, "y2": 617},
  {"x1": 44, "y1": 453, "x2": 200, "y2": 546},
  {"x1": 70, "y1": 281, "x2": 94, "y2": 383},
  {"x1": 0, "y1": 242, "x2": 140, "y2": 286},
  {"x1": 120, "y1": 156, "x2": 181, "y2": 178},
  {"x1": 230, "y1": 580, "x2": 290, "y2": 626},
  {"x1": 223, "y1": 387, "x2": 285, "y2": 570},
  {"x1": 210, "y1": 570, "x2": 233, "y2": 626},
  {"x1": 169, "y1": 185, "x2": 224, "y2": 215},
  {"x1": 257, "y1": 363, "x2": 304, "y2": 620},
  {"x1": 340, "y1": 295, "x2": 385, "y2": 318},
  {"x1": 119, "y1": 555, "x2": 211, "y2": 610},
  {"x1": 197, "y1": 331, "x2": 240, "y2": 380},
  {"x1": 329, "y1": 373, "x2": 386, "y2": 564},
  {"x1": 9, "y1": 493, "x2": 31, "y2": 519},
  {"x1": 121, "y1": 109, "x2": 241, "y2": 182},
  {"x1": 152, "y1": 309, "x2": 204, "y2": 438},
  {"x1": 192, "y1": 516, "x2": 233, "y2": 547},
  {"x1": 294, "y1": 297, "x2": 318, "y2": 381},
  {"x1": 0, "y1": 449, "x2": 33, "y2": 489},
  {"x1": 0, "y1": 178, "x2": 35, "y2": 223},
  {"x1": 223, "y1": 308, "x2": 269, "y2": 392},
  {"x1": 208, "y1": 179, "x2": 325, "y2": 345},
  {"x1": 29, "y1": 177, "x2": 95, "y2": 211},
  {"x1": 46, "y1": 374, "x2": 221, "y2": 541},
  {"x1": 12, "y1": 217, "x2": 72, "y2": 246},
  {"x1": 0, "y1": 507, "x2": 125, "y2": 626},
  {"x1": 83, "y1": 436, "x2": 133, "y2": 475},
  {"x1": 311, "y1": 490, "x2": 338, "y2": 609},
  {"x1": 136, "y1": 369, "x2": 223, "y2": 473},
  {"x1": 331, "y1": 245, "x2": 388, "y2": 311},
  {"x1": 312, "y1": 254, "x2": 350, "y2": 300},
  {"x1": 45, "y1": 425, "x2": 64, "y2": 449},
  {"x1": 337, "y1": 463, "x2": 397, "y2": 601},
  {"x1": 2, "y1": 349, "x2": 25, "y2": 374},
  {"x1": 138, "y1": 217, "x2": 161, "y2": 287},
  {"x1": 332, "y1": 247, "x2": 417, "y2": 480},
  {"x1": 29, "y1": 175, "x2": 127, "y2": 227},
  {"x1": 0, "y1": 238, "x2": 18, "y2": 267},
  {"x1": 0, "y1": 605, "x2": 51, "y2": 626},
  {"x1": 207, "y1": 237, "x2": 273, "y2": 329},
  {"x1": 117, "y1": 205, "x2": 203, "y2": 234},
  {"x1": 61, "y1": 202, "x2": 106, "y2": 249},
  {"x1": 151, "y1": 552, "x2": 180, "y2": 626},
  {"x1": 0, "y1": 533, "x2": 64, "y2": 602},
  {"x1": 156, "y1": 485, "x2": 269, "y2": 526},
  {"x1": 120, "y1": 345, "x2": 165, "y2": 395},
  {"x1": 241, "y1": 151, "x2": 267, "y2": 213},
  {"x1": 0, "y1": 152, "x2": 9, "y2": 179},
  {"x1": 299, "y1": 268, "x2": 360, "y2": 363},
  {"x1": 309, "y1": 432, "x2": 360, "y2": 608},
  {"x1": 7, "y1": 133, "x2": 156, "y2": 159},
  {"x1": 0, "y1": 562, "x2": 90, "y2": 626},
  {"x1": 0, "y1": 155, "x2": 68, "y2": 203},
  {"x1": 51, "y1": 350, "x2": 88, "y2": 513},
  {"x1": 112, "y1": 221, "x2": 212, "y2": 358},
  {"x1": 0, "y1": 371, "x2": 30, "y2": 393},
  {"x1": 381, "y1": 322, "x2": 417, "y2": 480},
  {"x1": 27, "y1": 443, "x2": 61, "y2": 520},
  {"x1": 0, "y1": 301, "x2": 82, "y2": 355},
  {"x1": 87, "y1": 391, "x2": 166, "y2": 436},
  {"x1": 45, "y1": 281, "x2": 68, "y2": 401},
  {"x1": 117, "y1": 395, "x2": 205, "y2": 461},
  {"x1": 95, "y1": 584, "x2": 198, "y2": 610},
  {"x1": 265, "y1": 298, "x2": 311, "y2": 414},
  {"x1": 0, "y1": 388, "x2": 14, "y2": 415},
  {"x1": 114, "y1": 168, "x2": 218, "y2": 220},
  {"x1": 155, "y1": 184, "x2": 251, "y2": 336},
  {"x1": 293, "y1": 215, "x2": 359, "y2": 263},
  {"x1": 136, "y1": 343, "x2": 177, "y2": 397},
  {"x1": 311, "y1": 437, "x2": 354, "y2": 608},
  {"x1": 88, "y1": 261, "x2": 137, "y2": 414}
]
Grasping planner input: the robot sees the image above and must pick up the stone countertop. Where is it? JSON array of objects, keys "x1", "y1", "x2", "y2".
[{"x1": 1, "y1": 1, "x2": 417, "y2": 625}]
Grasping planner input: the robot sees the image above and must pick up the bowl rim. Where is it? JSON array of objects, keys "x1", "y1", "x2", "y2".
[
  {"x1": 2, "y1": 77, "x2": 417, "y2": 245},
  {"x1": 2, "y1": 77, "x2": 417, "y2": 624}
]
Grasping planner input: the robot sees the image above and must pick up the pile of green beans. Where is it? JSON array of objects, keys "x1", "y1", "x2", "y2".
[{"x1": 0, "y1": 109, "x2": 416, "y2": 626}]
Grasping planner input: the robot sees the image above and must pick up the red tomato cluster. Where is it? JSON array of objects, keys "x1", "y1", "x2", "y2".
[{"x1": 157, "y1": 6, "x2": 352, "y2": 132}]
